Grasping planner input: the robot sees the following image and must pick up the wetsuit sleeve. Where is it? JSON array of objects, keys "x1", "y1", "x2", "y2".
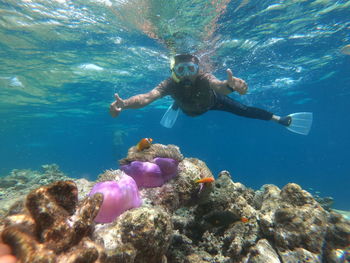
[
  {"x1": 203, "y1": 73, "x2": 219, "y2": 82},
  {"x1": 154, "y1": 78, "x2": 173, "y2": 97},
  {"x1": 121, "y1": 79, "x2": 172, "y2": 109}
]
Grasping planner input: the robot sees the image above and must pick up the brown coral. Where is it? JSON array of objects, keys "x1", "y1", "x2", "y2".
[
  {"x1": 119, "y1": 143, "x2": 184, "y2": 165},
  {"x1": 0, "y1": 164, "x2": 70, "y2": 217},
  {"x1": 0, "y1": 180, "x2": 105, "y2": 263},
  {"x1": 94, "y1": 207, "x2": 173, "y2": 263},
  {"x1": 139, "y1": 158, "x2": 214, "y2": 213}
]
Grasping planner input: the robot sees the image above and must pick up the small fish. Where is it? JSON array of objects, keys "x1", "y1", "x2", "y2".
[
  {"x1": 195, "y1": 177, "x2": 215, "y2": 184},
  {"x1": 241, "y1": 217, "x2": 249, "y2": 223},
  {"x1": 136, "y1": 138, "x2": 153, "y2": 151},
  {"x1": 196, "y1": 177, "x2": 215, "y2": 195}
]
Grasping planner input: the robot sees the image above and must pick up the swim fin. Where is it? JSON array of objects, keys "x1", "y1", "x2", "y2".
[
  {"x1": 160, "y1": 102, "x2": 179, "y2": 128},
  {"x1": 280, "y1": 112, "x2": 313, "y2": 135}
]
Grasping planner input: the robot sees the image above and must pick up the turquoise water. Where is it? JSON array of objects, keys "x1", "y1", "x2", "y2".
[{"x1": 0, "y1": 0, "x2": 349, "y2": 209}]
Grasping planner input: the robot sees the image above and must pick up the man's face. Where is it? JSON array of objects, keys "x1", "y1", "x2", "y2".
[
  {"x1": 173, "y1": 61, "x2": 199, "y2": 86},
  {"x1": 179, "y1": 74, "x2": 197, "y2": 86}
]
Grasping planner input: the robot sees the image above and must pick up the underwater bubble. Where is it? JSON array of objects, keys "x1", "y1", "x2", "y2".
[
  {"x1": 78, "y1": 63, "x2": 104, "y2": 71},
  {"x1": 9, "y1": 77, "x2": 24, "y2": 88}
]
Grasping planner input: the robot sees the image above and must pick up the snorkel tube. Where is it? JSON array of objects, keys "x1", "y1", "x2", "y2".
[{"x1": 170, "y1": 57, "x2": 181, "y2": 83}]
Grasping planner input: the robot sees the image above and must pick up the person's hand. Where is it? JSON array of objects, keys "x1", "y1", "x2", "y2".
[
  {"x1": 226, "y1": 69, "x2": 248, "y2": 95},
  {"x1": 109, "y1": 93, "x2": 125, "y2": 117},
  {"x1": 0, "y1": 238, "x2": 17, "y2": 263}
]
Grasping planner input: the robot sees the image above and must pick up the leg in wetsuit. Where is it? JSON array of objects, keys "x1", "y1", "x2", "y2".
[{"x1": 210, "y1": 93, "x2": 273, "y2": 120}]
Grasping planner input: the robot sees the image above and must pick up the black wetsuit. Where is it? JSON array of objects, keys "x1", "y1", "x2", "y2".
[
  {"x1": 156, "y1": 73, "x2": 273, "y2": 120},
  {"x1": 211, "y1": 93, "x2": 273, "y2": 120}
]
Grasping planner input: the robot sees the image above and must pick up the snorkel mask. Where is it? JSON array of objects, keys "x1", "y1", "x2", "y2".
[
  {"x1": 173, "y1": 62, "x2": 199, "y2": 77},
  {"x1": 170, "y1": 54, "x2": 200, "y2": 83}
]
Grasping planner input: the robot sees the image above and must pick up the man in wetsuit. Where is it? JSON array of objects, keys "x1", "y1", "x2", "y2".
[{"x1": 109, "y1": 54, "x2": 291, "y2": 126}]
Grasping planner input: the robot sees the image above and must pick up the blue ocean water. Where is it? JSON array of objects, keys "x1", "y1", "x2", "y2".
[{"x1": 0, "y1": 0, "x2": 349, "y2": 209}]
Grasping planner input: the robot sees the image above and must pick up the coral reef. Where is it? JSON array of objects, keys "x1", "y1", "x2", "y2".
[
  {"x1": 119, "y1": 143, "x2": 184, "y2": 165},
  {"x1": 119, "y1": 143, "x2": 183, "y2": 188},
  {"x1": 166, "y1": 171, "x2": 350, "y2": 263},
  {"x1": 139, "y1": 158, "x2": 215, "y2": 213},
  {"x1": 0, "y1": 180, "x2": 105, "y2": 263},
  {"x1": 0, "y1": 164, "x2": 69, "y2": 217},
  {"x1": 0, "y1": 144, "x2": 349, "y2": 263},
  {"x1": 93, "y1": 207, "x2": 172, "y2": 263}
]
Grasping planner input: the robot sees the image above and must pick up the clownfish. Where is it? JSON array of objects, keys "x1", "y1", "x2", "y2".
[
  {"x1": 195, "y1": 177, "x2": 215, "y2": 184},
  {"x1": 136, "y1": 138, "x2": 153, "y2": 151}
]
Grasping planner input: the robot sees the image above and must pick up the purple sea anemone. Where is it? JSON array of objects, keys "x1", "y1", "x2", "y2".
[
  {"x1": 89, "y1": 174, "x2": 142, "y2": 223},
  {"x1": 153, "y1": 157, "x2": 178, "y2": 181},
  {"x1": 120, "y1": 157, "x2": 179, "y2": 188}
]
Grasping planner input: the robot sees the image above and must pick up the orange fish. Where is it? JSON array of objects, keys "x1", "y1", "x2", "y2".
[
  {"x1": 241, "y1": 217, "x2": 249, "y2": 223},
  {"x1": 136, "y1": 138, "x2": 153, "y2": 151},
  {"x1": 195, "y1": 177, "x2": 215, "y2": 184}
]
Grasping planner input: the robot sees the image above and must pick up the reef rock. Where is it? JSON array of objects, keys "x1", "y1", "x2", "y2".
[
  {"x1": 1, "y1": 144, "x2": 349, "y2": 263},
  {"x1": 0, "y1": 164, "x2": 69, "y2": 217},
  {"x1": 243, "y1": 239, "x2": 281, "y2": 263},
  {"x1": 166, "y1": 171, "x2": 350, "y2": 263},
  {"x1": 258, "y1": 183, "x2": 330, "y2": 257},
  {"x1": 166, "y1": 171, "x2": 259, "y2": 262},
  {"x1": 0, "y1": 180, "x2": 106, "y2": 263},
  {"x1": 93, "y1": 207, "x2": 172, "y2": 263},
  {"x1": 140, "y1": 158, "x2": 214, "y2": 213},
  {"x1": 119, "y1": 143, "x2": 184, "y2": 165}
]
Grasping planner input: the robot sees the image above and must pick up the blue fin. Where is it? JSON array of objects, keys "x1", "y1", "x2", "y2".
[
  {"x1": 286, "y1": 112, "x2": 313, "y2": 135},
  {"x1": 160, "y1": 102, "x2": 179, "y2": 128}
]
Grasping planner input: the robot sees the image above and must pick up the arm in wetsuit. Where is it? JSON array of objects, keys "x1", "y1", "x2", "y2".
[{"x1": 110, "y1": 81, "x2": 168, "y2": 117}]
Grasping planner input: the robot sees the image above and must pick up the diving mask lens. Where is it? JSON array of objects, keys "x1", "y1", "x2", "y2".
[{"x1": 174, "y1": 62, "x2": 198, "y2": 77}]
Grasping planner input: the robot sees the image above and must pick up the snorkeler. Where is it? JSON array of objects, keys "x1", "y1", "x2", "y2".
[{"x1": 110, "y1": 54, "x2": 312, "y2": 135}]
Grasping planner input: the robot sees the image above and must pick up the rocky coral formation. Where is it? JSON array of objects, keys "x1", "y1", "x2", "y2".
[
  {"x1": 0, "y1": 180, "x2": 105, "y2": 262},
  {"x1": 0, "y1": 144, "x2": 349, "y2": 263},
  {"x1": 93, "y1": 207, "x2": 172, "y2": 263},
  {"x1": 119, "y1": 143, "x2": 184, "y2": 165},
  {"x1": 0, "y1": 164, "x2": 69, "y2": 217},
  {"x1": 167, "y1": 171, "x2": 350, "y2": 263},
  {"x1": 139, "y1": 157, "x2": 214, "y2": 213}
]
